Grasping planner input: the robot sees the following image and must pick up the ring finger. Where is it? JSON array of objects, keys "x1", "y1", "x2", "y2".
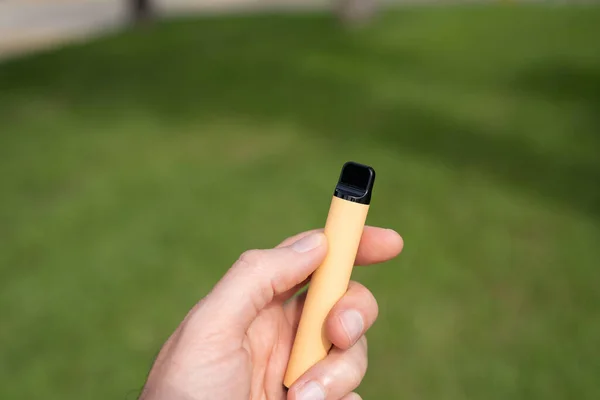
[{"x1": 287, "y1": 336, "x2": 368, "y2": 400}]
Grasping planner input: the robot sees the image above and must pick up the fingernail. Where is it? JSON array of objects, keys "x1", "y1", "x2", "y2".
[
  {"x1": 291, "y1": 233, "x2": 324, "y2": 253},
  {"x1": 339, "y1": 309, "x2": 364, "y2": 343},
  {"x1": 296, "y1": 381, "x2": 326, "y2": 400}
]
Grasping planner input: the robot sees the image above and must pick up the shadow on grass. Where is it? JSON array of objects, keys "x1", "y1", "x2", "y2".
[
  {"x1": 0, "y1": 12, "x2": 598, "y2": 219},
  {"x1": 512, "y1": 61, "x2": 600, "y2": 108}
]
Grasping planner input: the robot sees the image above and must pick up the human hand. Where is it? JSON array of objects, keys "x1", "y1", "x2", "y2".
[{"x1": 139, "y1": 226, "x2": 403, "y2": 400}]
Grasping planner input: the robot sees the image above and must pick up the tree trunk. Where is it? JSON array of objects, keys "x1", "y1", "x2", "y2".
[
  {"x1": 130, "y1": 0, "x2": 153, "y2": 24},
  {"x1": 334, "y1": 0, "x2": 378, "y2": 26}
]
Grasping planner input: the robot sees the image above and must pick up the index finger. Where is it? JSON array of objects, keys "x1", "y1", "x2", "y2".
[{"x1": 276, "y1": 226, "x2": 403, "y2": 266}]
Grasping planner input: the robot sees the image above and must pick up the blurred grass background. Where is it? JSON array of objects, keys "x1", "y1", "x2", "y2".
[{"x1": 1, "y1": 3, "x2": 600, "y2": 399}]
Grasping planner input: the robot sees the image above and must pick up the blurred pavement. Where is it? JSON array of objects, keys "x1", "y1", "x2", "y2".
[{"x1": 0, "y1": 0, "x2": 329, "y2": 60}]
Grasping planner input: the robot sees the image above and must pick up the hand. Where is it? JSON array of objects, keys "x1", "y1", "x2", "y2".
[{"x1": 139, "y1": 226, "x2": 403, "y2": 400}]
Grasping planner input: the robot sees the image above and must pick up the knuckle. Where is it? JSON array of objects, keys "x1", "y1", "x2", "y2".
[
  {"x1": 237, "y1": 249, "x2": 263, "y2": 267},
  {"x1": 348, "y1": 280, "x2": 366, "y2": 292},
  {"x1": 348, "y1": 282, "x2": 379, "y2": 323},
  {"x1": 347, "y1": 358, "x2": 365, "y2": 389},
  {"x1": 359, "y1": 348, "x2": 369, "y2": 377},
  {"x1": 349, "y1": 281, "x2": 373, "y2": 300},
  {"x1": 363, "y1": 286, "x2": 379, "y2": 312},
  {"x1": 369, "y1": 292, "x2": 379, "y2": 320},
  {"x1": 360, "y1": 335, "x2": 368, "y2": 353},
  {"x1": 343, "y1": 393, "x2": 362, "y2": 400},
  {"x1": 341, "y1": 338, "x2": 369, "y2": 389}
]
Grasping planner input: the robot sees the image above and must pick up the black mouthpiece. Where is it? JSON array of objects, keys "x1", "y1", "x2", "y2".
[{"x1": 333, "y1": 161, "x2": 376, "y2": 205}]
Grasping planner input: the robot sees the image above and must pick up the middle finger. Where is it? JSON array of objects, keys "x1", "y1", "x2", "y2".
[{"x1": 284, "y1": 281, "x2": 378, "y2": 343}]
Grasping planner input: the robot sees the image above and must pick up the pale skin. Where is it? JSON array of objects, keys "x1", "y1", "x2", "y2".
[{"x1": 139, "y1": 226, "x2": 403, "y2": 400}]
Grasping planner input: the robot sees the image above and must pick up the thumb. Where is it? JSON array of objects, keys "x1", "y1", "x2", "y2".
[{"x1": 199, "y1": 232, "x2": 327, "y2": 331}]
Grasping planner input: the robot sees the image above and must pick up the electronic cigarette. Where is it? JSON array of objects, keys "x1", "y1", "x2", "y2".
[{"x1": 284, "y1": 161, "x2": 376, "y2": 388}]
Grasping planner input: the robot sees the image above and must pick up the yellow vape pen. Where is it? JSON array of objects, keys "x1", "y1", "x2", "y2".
[{"x1": 284, "y1": 161, "x2": 375, "y2": 388}]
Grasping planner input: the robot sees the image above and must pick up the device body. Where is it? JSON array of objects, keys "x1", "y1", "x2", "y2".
[{"x1": 284, "y1": 161, "x2": 375, "y2": 388}]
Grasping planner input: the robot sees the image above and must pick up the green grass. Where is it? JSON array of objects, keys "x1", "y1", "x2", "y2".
[{"x1": 1, "y1": 4, "x2": 600, "y2": 399}]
